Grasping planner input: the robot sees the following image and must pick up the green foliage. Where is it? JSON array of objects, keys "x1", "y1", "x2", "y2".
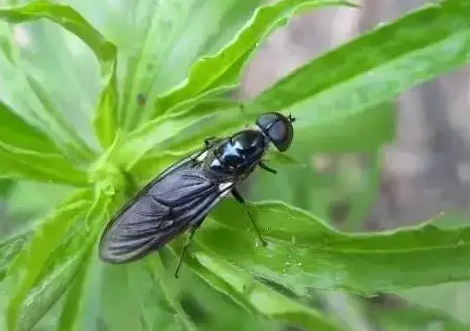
[{"x1": 0, "y1": 0, "x2": 469, "y2": 330}]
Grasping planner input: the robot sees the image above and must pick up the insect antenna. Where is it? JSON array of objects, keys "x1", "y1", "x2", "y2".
[{"x1": 231, "y1": 188, "x2": 267, "y2": 246}]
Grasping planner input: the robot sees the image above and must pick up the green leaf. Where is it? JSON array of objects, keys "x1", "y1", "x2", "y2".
[
  {"x1": 0, "y1": 1, "x2": 115, "y2": 63},
  {"x1": 5, "y1": 189, "x2": 91, "y2": 331},
  {"x1": 114, "y1": 0, "x2": 264, "y2": 131},
  {"x1": 371, "y1": 295, "x2": 470, "y2": 331},
  {"x1": 9, "y1": 191, "x2": 119, "y2": 331},
  {"x1": 0, "y1": 143, "x2": 89, "y2": 185},
  {"x1": 0, "y1": 228, "x2": 32, "y2": 283},
  {"x1": 23, "y1": 75, "x2": 96, "y2": 161},
  {"x1": 199, "y1": 200, "x2": 470, "y2": 296},
  {"x1": 245, "y1": 0, "x2": 470, "y2": 148},
  {"x1": 0, "y1": 101, "x2": 89, "y2": 185},
  {"x1": 0, "y1": 0, "x2": 118, "y2": 149},
  {"x1": 0, "y1": 178, "x2": 16, "y2": 198},
  {"x1": 55, "y1": 254, "x2": 102, "y2": 331},
  {"x1": 155, "y1": 0, "x2": 355, "y2": 116},
  {"x1": 145, "y1": 256, "x2": 198, "y2": 331},
  {"x1": 180, "y1": 244, "x2": 346, "y2": 331},
  {"x1": 93, "y1": 60, "x2": 118, "y2": 148},
  {"x1": 116, "y1": 102, "x2": 235, "y2": 170},
  {"x1": 10, "y1": 234, "x2": 89, "y2": 331},
  {"x1": 265, "y1": 151, "x2": 307, "y2": 169},
  {"x1": 394, "y1": 281, "x2": 470, "y2": 326},
  {"x1": 99, "y1": 263, "x2": 152, "y2": 331},
  {"x1": 0, "y1": 100, "x2": 67, "y2": 153}
]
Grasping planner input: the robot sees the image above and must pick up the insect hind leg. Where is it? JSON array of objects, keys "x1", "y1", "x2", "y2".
[
  {"x1": 175, "y1": 227, "x2": 197, "y2": 278},
  {"x1": 231, "y1": 188, "x2": 267, "y2": 246}
]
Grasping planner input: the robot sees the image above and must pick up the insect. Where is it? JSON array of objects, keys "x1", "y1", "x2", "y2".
[{"x1": 98, "y1": 111, "x2": 295, "y2": 277}]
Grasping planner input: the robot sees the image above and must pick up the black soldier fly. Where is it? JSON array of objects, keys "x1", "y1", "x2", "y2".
[{"x1": 99, "y1": 111, "x2": 295, "y2": 277}]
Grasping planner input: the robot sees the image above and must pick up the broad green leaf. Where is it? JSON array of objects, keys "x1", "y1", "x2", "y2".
[
  {"x1": 198, "y1": 200, "x2": 470, "y2": 296},
  {"x1": 244, "y1": 0, "x2": 470, "y2": 148},
  {"x1": 0, "y1": 0, "x2": 118, "y2": 148},
  {"x1": 179, "y1": 244, "x2": 346, "y2": 331},
  {"x1": 5, "y1": 189, "x2": 91, "y2": 331},
  {"x1": 155, "y1": 0, "x2": 356, "y2": 116}
]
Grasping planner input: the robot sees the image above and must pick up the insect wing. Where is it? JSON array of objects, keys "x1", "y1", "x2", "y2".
[{"x1": 99, "y1": 152, "x2": 233, "y2": 263}]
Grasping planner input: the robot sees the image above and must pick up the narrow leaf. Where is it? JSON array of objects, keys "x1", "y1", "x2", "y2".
[
  {"x1": 0, "y1": 142, "x2": 89, "y2": 186},
  {"x1": 155, "y1": 0, "x2": 356, "y2": 115},
  {"x1": 116, "y1": 0, "x2": 264, "y2": 130},
  {"x1": 0, "y1": 228, "x2": 32, "y2": 283},
  {"x1": 55, "y1": 194, "x2": 115, "y2": 331},
  {"x1": 0, "y1": 0, "x2": 119, "y2": 148},
  {"x1": 146, "y1": 256, "x2": 198, "y2": 331},
  {"x1": 0, "y1": 101, "x2": 88, "y2": 185},
  {"x1": 5, "y1": 189, "x2": 91, "y2": 331},
  {"x1": 246, "y1": 0, "x2": 470, "y2": 147},
  {"x1": 12, "y1": 192, "x2": 119, "y2": 331}
]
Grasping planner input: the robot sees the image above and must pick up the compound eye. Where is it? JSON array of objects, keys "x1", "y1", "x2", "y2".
[
  {"x1": 256, "y1": 112, "x2": 293, "y2": 152},
  {"x1": 268, "y1": 121, "x2": 292, "y2": 152}
]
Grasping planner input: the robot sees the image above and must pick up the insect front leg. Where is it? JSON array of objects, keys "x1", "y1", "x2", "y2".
[
  {"x1": 231, "y1": 188, "x2": 267, "y2": 246},
  {"x1": 259, "y1": 161, "x2": 277, "y2": 174},
  {"x1": 204, "y1": 136, "x2": 217, "y2": 147}
]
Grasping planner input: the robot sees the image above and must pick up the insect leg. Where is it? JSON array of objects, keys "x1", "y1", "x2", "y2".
[
  {"x1": 231, "y1": 188, "x2": 267, "y2": 246},
  {"x1": 204, "y1": 136, "x2": 217, "y2": 147},
  {"x1": 259, "y1": 162, "x2": 277, "y2": 174},
  {"x1": 175, "y1": 227, "x2": 198, "y2": 278}
]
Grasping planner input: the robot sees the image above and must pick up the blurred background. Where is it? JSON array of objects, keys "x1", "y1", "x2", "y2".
[{"x1": 1, "y1": 0, "x2": 470, "y2": 330}]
